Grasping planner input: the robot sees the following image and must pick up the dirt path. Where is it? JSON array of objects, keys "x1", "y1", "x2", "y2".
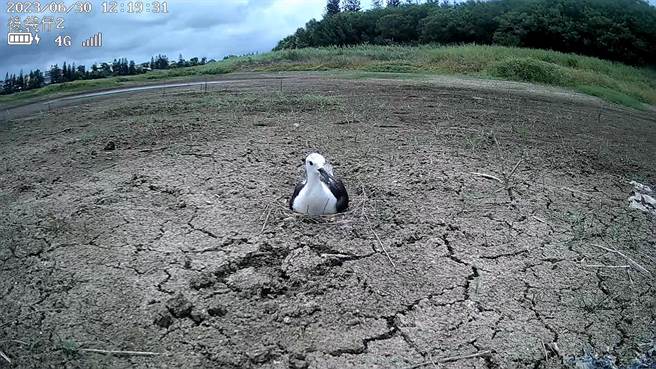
[
  {"x1": 0, "y1": 75, "x2": 654, "y2": 369},
  {"x1": 0, "y1": 72, "x2": 285, "y2": 120}
]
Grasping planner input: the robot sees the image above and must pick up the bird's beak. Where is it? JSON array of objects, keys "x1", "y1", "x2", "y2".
[{"x1": 318, "y1": 167, "x2": 333, "y2": 181}]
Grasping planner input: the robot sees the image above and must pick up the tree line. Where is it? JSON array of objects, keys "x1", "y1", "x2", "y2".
[
  {"x1": 276, "y1": 0, "x2": 656, "y2": 66},
  {"x1": 2, "y1": 70, "x2": 46, "y2": 95},
  {"x1": 2, "y1": 54, "x2": 212, "y2": 95}
]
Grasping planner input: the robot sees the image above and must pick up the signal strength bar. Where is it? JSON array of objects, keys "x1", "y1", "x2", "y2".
[{"x1": 81, "y1": 32, "x2": 102, "y2": 47}]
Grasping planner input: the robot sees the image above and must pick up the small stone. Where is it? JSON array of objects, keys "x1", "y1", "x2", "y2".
[
  {"x1": 153, "y1": 308, "x2": 174, "y2": 328},
  {"x1": 207, "y1": 299, "x2": 227, "y2": 317},
  {"x1": 289, "y1": 353, "x2": 309, "y2": 369},
  {"x1": 226, "y1": 267, "x2": 272, "y2": 291},
  {"x1": 104, "y1": 141, "x2": 116, "y2": 151},
  {"x1": 214, "y1": 263, "x2": 233, "y2": 278},
  {"x1": 190, "y1": 309, "x2": 208, "y2": 324},
  {"x1": 190, "y1": 272, "x2": 215, "y2": 290},
  {"x1": 166, "y1": 293, "x2": 193, "y2": 318},
  {"x1": 249, "y1": 348, "x2": 274, "y2": 364}
]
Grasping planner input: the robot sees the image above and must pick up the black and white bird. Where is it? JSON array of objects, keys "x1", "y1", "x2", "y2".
[{"x1": 289, "y1": 153, "x2": 349, "y2": 215}]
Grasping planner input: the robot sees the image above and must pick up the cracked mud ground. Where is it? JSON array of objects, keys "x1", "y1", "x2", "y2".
[{"x1": 1, "y1": 75, "x2": 655, "y2": 369}]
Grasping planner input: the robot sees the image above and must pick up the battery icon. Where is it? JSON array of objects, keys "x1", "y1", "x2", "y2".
[{"x1": 8, "y1": 32, "x2": 34, "y2": 45}]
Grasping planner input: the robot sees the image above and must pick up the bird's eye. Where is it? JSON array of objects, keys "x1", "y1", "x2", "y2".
[{"x1": 308, "y1": 161, "x2": 314, "y2": 166}]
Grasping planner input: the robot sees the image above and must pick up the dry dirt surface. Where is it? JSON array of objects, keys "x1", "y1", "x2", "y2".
[{"x1": 1, "y1": 74, "x2": 655, "y2": 369}]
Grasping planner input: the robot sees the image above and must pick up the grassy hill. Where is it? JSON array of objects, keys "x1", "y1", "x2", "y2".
[{"x1": 2, "y1": 45, "x2": 655, "y2": 109}]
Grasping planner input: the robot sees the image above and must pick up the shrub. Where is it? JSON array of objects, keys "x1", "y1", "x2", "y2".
[{"x1": 489, "y1": 57, "x2": 572, "y2": 85}]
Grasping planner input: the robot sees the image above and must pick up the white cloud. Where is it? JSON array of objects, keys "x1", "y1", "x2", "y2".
[{"x1": 0, "y1": 0, "x2": 327, "y2": 77}]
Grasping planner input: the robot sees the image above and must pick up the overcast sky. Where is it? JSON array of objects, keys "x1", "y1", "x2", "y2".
[
  {"x1": 0, "y1": 0, "x2": 375, "y2": 77},
  {"x1": 1, "y1": 0, "x2": 655, "y2": 77}
]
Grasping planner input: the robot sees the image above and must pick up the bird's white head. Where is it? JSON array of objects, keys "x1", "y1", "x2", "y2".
[{"x1": 305, "y1": 152, "x2": 327, "y2": 178}]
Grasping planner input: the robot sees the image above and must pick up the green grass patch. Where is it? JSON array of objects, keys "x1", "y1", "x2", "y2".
[
  {"x1": 488, "y1": 57, "x2": 573, "y2": 85},
  {"x1": 2, "y1": 44, "x2": 655, "y2": 109},
  {"x1": 361, "y1": 62, "x2": 423, "y2": 73},
  {"x1": 58, "y1": 339, "x2": 80, "y2": 356},
  {"x1": 0, "y1": 78, "x2": 124, "y2": 105},
  {"x1": 575, "y1": 85, "x2": 645, "y2": 110}
]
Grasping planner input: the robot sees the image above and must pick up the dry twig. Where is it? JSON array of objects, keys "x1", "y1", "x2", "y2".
[
  {"x1": 439, "y1": 350, "x2": 493, "y2": 363},
  {"x1": 79, "y1": 348, "x2": 161, "y2": 356},
  {"x1": 591, "y1": 244, "x2": 651, "y2": 276},
  {"x1": 361, "y1": 184, "x2": 396, "y2": 270},
  {"x1": 471, "y1": 134, "x2": 524, "y2": 202},
  {"x1": 560, "y1": 186, "x2": 594, "y2": 197},
  {"x1": 428, "y1": 353, "x2": 439, "y2": 368},
  {"x1": 0, "y1": 350, "x2": 10, "y2": 364},
  {"x1": 508, "y1": 158, "x2": 523, "y2": 179},
  {"x1": 259, "y1": 205, "x2": 272, "y2": 234},
  {"x1": 540, "y1": 339, "x2": 551, "y2": 360},
  {"x1": 138, "y1": 147, "x2": 167, "y2": 153},
  {"x1": 364, "y1": 212, "x2": 396, "y2": 270},
  {"x1": 405, "y1": 351, "x2": 493, "y2": 369},
  {"x1": 470, "y1": 172, "x2": 502, "y2": 183},
  {"x1": 580, "y1": 264, "x2": 630, "y2": 269}
]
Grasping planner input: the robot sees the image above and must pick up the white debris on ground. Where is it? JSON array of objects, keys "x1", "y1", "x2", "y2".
[{"x1": 628, "y1": 181, "x2": 656, "y2": 215}]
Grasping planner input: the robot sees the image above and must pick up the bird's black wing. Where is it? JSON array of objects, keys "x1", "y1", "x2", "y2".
[
  {"x1": 332, "y1": 178, "x2": 349, "y2": 213},
  {"x1": 319, "y1": 171, "x2": 349, "y2": 213},
  {"x1": 289, "y1": 181, "x2": 305, "y2": 210}
]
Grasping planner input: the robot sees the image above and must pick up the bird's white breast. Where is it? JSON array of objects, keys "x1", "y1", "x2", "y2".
[{"x1": 293, "y1": 181, "x2": 337, "y2": 215}]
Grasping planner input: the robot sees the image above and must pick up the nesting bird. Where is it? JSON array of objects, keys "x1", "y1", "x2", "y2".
[{"x1": 289, "y1": 153, "x2": 349, "y2": 215}]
